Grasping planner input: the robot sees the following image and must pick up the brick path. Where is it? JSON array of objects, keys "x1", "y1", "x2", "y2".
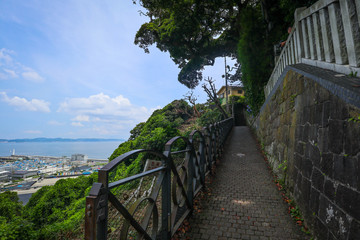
[{"x1": 178, "y1": 126, "x2": 309, "y2": 240}]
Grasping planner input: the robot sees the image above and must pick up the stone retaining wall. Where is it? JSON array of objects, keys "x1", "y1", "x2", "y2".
[{"x1": 253, "y1": 64, "x2": 360, "y2": 239}]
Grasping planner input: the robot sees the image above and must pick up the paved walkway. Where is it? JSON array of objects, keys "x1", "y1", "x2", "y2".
[{"x1": 178, "y1": 126, "x2": 309, "y2": 240}]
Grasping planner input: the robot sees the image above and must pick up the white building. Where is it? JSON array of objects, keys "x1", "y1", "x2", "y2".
[
  {"x1": 71, "y1": 154, "x2": 88, "y2": 162},
  {"x1": 0, "y1": 171, "x2": 10, "y2": 182}
]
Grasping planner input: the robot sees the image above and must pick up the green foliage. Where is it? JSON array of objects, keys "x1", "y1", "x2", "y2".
[
  {"x1": 196, "y1": 108, "x2": 222, "y2": 127},
  {"x1": 0, "y1": 191, "x2": 23, "y2": 222},
  {"x1": 0, "y1": 192, "x2": 36, "y2": 239},
  {"x1": 24, "y1": 175, "x2": 96, "y2": 228},
  {"x1": 0, "y1": 99, "x2": 223, "y2": 239},
  {"x1": 128, "y1": 122, "x2": 145, "y2": 141},
  {"x1": 0, "y1": 174, "x2": 97, "y2": 240},
  {"x1": 237, "y1": 7, "x2": 270, "y2": 114},
  {"x1": 0, "y1": 216, "x2": 35, "y2": 240},
  {"x1": 229, "y1": 95, "x2": 246, "y2": 105},
  {"x1": 348, "y1": 115, "x2": 360, "y2": 123},
  {"x1": 349, "y1": 71, "x2": 358, "y2": 77},
  {"x1": 134, "y1": 0, "x2": 318, "y2": 114},
  {"x1": 133, "y1": 0, "x2": 247, "y2": 88},
  {"x1": 109, "y1": 100, "x2": 192, "y2": 161}
]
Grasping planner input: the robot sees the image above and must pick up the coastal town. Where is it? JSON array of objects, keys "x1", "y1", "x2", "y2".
[{"x1": 0, "y1": 153, "x2": 108, "y2": 204}]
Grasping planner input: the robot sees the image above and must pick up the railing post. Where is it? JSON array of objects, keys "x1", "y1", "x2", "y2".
[
  {"x1": 85, "y1": 183, "x2": 107, "y2": 240},
  {"x1": 186, "y1": 143, "x2": 194, "y2": 208},
  {"x1": 328, "y1": 2, "x2": 348, "y2": 65},
  {"x1": 161, "y1": 153, "x2": 172, "y2": 239},
  {"x1": 85, "y1": 192, "x2": 98, "y2": 240},
  {"x1": 211, "y1": 124, "x2": 217, "y2": 164},
  {"x1": 319, "y1": 8, "x2": 335, "y2": 63},
  {"x1": 97, "y1": 170, "x2": 109, "y2": 240},
  {"x1": 199, "y1": 133, "x2": 206, "y2": 186},
  {"x1": 204, "y1": 127, "x2": 213, "y2": 173},
  {"x1": 339, "y1": 0, "x2": 360, "y2": 67}
]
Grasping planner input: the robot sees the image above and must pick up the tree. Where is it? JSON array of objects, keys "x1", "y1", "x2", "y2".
[
  {"x1": 202, "y1": 77, "x2": 228, "y2": 119},
  {"x1": 132, "y1": 0, "x2": 251, "y2": 88},
  {"x1": 0, "y1": 191, "x2": 23, "y2": 222},
  {"x1": 132, "y1": 0, "x2": 318, "y2": 113},
  {"x1": 184, "y1": 91, "x2": 200, "y2": 117}
]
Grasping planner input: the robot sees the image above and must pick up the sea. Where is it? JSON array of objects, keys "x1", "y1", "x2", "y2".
[{"x1": 0, "y1": 141, "x2": 123, "y2": 159}]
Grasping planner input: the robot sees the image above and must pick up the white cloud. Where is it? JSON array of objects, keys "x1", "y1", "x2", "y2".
[
  {"x1": 3, "y1": 69, "x2": 18, "y2": 78},
  {"x1": 0, "y1": 72, "x2": 7, "y2": 80},
  {"x1": 58, "y1": 93, "x2": 156, "y2": 136},
  {"x1": 0, "y1": 48, "x2": 44, "y2": 82},
  {"x1": 22, "y1": 69, "x2": 44, "y2": 82},
  {"x1": 71, "y1": 122, "x2": 84, "y2": 127},
  {"x1": 24, "y1": 130, "x2": 42, "y2": 134},
  {"x1": 150, "y1": 106, "x2": 162, "y2": 112},
  {"x1": 58, "y1": 93, "x2": 151, "y2": 121},
  {"x1": 72, "y1": 115, "x2": 90, "y2": 122},
  {"x1": 0, "y1": 91, "x2": 50, "y2": 112},
  {"x1": 0, "y1": 48, "x2": 13, "y2": 64},
  {"x1": 48, "y1": 120, "x2": 64, "y2": 126}
]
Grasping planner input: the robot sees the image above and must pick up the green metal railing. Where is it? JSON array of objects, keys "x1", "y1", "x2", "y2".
[{"x1": 85, "y1": 118, "x2": 233, "y2": 240}]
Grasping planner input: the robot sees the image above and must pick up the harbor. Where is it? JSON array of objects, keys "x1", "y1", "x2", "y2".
[{"x1": 0, "y1": 152, "x2": 108, "y2": 204}]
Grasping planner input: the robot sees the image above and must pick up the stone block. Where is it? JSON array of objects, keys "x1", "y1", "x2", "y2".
[
  {"x1": 316, "y1": 88, "x2": 331, "y2": 103},
  {"x1": 335, "y1": 185, "x2": 360, "y2": 220},
  {"x1": 295, "y1": 126, "x2": 303, "y2": 141},
  {"x1": 320, "y1": 153, "x2": 334, "y2": 178},
  {"x1": 291, "y1": 167, "x2": 299, "y2": 185},
  {"x1": 294, "y1": 153, "x2": 303, "y2": 171},
  {"x1": 309, "y1": 187, "x2": 320, "y2": 214},
  {"x1": 295, "y1": 75, "x2": 305, "y2": 94},
  {"x1": 334, "y1": 155, "x2": 358, "y2": 189},
  {"x1": 348, "y1": 219, "x2": 360, "y2": 240},
  {"x1": 313, "y1": 215, "x2": 329, "y2": 239},
  {"x1": 329, "y1": 208, "x2": 351, "y2": 240},
  {"x1": 302, "y1": 158, "x2": 313, "y2": 179},
  {"x1": 309, "y1": 105, "x2": 317, "y2": 123},
  {"x1": 317, "y1": 127, "x2": 329, "y2": 153},
  {"x1": 318, "y1": 195, "x2": 351, "y2": 239},
  {"x1": 305, "y1": 142, "x2": 312, "y2": 159},
  {"x1": 311, "y1": 167, "x2": 324, "y2": 191},
  {"x1": 314, "y1": 103, "x2": 324, "y2": 125},
  {"x1": 302, "y1": 106, "x2": 311, "y2": 124},
  {"x1": 321, "y1": 101, "x2": 331, "y2": 127},
  {"x1": 303, "y1": 125, "x2": 311, "y2": 143},
  {"x1": 302, "y1": 124, "x2": 317, "y2": 142},
  {"x1": 324, "y1": 179, "x2": 336, "y2": 202},
  {"x1": 328, "y1": 120, "x2": 344, "y2": 154},
  {"x1": 310, "y1": 144, "x2": 321, "y2": 167},
  {"x1": 273, "y1": 117, "x2": 280, "y2": 129},
  {"x1": 358, "y1": 154, "x2": 360, "y2": 190},
  {"x1": 301, "y1": 177, "x2": 311, "y2": 208},
  {"x1": 309, "y1": 125, "x2": 318, "y2": 142},
  {"x1": 329, "y1": 96, "x2": 349, "y2": 120},
  {"x1": 282, "y1": 125, "x2": 290, "y2": 143},
  {"x1": 295, "y1": 141, "x2": 306, "y2": 156},
  {"x1": 296, "y1": 172, "x2": 303, "y2": 191},
  {"x1": 289, "y1": 126, "x2": 296, "y2": 148},
  {"x1": 344, "y1": 121, "x2": 360, "y2": 156},
  {"x1": 279, "y1": 102, "x2": 286, "y2": 115}
]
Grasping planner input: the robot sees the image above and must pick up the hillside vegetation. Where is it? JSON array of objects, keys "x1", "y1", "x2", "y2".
[{"x1": 0, "y1": 99, "x2": 223, "y2": 239}]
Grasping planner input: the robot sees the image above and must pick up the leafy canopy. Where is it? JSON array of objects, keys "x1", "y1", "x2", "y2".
[{"x1": 133, "y1": 0, "x2": 249, "y2": 88}]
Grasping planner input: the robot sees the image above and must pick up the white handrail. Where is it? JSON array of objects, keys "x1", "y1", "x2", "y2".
[{"x1": 265, "y1": 0, "x2": 360, "y2": 98}]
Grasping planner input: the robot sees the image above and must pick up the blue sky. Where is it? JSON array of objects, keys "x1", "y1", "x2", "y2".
[{"x1": 0, "y1": 0, "x2": 231, "y2": 139}]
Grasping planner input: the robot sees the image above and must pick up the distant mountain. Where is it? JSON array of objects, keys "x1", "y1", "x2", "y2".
[{"x1": 0, "y1": 138, "x2": 125, "y2": 143}]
